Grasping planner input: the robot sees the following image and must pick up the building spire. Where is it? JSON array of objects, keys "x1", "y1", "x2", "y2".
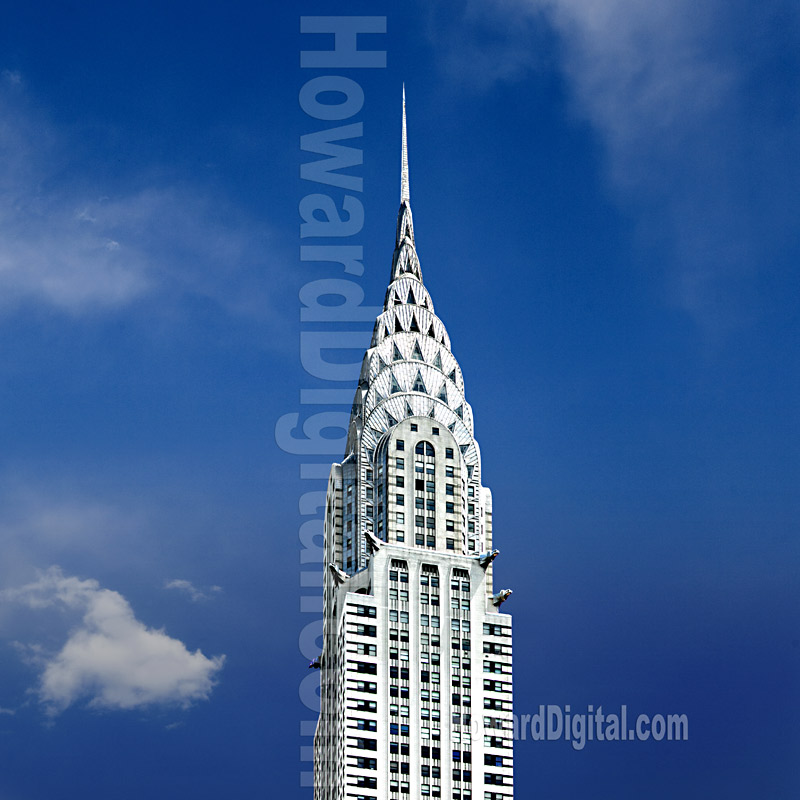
[
  {"x1": 392, "y1": 84, "x2": 419, "y2": 281},
  {"x1": 401, "y1": 83, "x2": 410, "y2": 204}
]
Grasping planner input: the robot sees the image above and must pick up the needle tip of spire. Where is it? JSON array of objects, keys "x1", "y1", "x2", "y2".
[{"x1": 401, "y1": 85, "x2": 410, "y2": 204}]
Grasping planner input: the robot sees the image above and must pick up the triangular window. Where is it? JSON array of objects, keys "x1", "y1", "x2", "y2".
[
  {"x1": 375, "y1": 390, "x2": 386, "y2": 404},
  {"x1": 390, "y1": 373, "x2": 401, "y2": 394},
  {"x1": 392, "y1": 292, "x2": 400, "y2": 306},
  {"x1": 407, "y1": 288, "x2": 416, "y2": 305},
  {"x1": 393, "y1": 343, "x2": 403, "y2": 362},
  {"x1": 394, "y1": 317, "x2": 404, "y2": 333},
  {"x1": 412, "y1": 370, "x2": 426, "y2": 393},
  {"x1": 427, "y1": 322, "x2": 436, "y2": 338},
  {"x1": 411, "y1": 341, "x2": 424, "y2": 361},
  {"x1": 428, "y1": 403, "x2": 436, "y2": 418},
  {"x1": 387, "y1": 413, "x2": 398, "y2": 427},
  {"x1": 460, "y1": 444, "x2": 469, "y2": 455},
  {"x1": 409, "y1": 315, "x2": 420, "y2": 333},
  {"x1": 405, "y1": 401, "x2": 414, "y2": 417},
  {"x1": 467, "y1": 465, "x2": 474, "y2": 479},
  {"x1": 455, "y1": 404, "x2": 464, "y2": 419},
  {"x1": 437, "y1": 383, "x2": 448, "y2": 403},
  {"x1": 384, "y1": 326, "x2": 391, "y2": 339},
  {"x1": 447, "y1": 421, "x2": 456, "y2": 433},
  {"x1": 448, "y1": 369, "x2": 457, "y2": 383},
  {"x1": 433, "y1": 351, "x2": 442, "y2": 370}
]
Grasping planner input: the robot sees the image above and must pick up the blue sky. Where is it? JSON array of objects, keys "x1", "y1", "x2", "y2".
[{"x1": 0, "y1": 1, "x2": 798, "y2": 797}]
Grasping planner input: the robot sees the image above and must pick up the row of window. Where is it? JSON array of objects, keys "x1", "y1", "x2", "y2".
[{"x1": 396, "y1": 440, "x2": 455, "y2": 459}]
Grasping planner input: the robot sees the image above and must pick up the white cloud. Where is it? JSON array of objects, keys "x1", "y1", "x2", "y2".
[
  {"x1": 438, "y1": 0, "x2": 800, "y2": 332},
  {"x1": 165, "y1": 579, "x2": 222, "y2": 603},
  {"x1": 0, "y1": 73, "x2": 277, "y2": 318},
  {"x1": 2, "y1": 567, "x2": 224, "y2": 716}
]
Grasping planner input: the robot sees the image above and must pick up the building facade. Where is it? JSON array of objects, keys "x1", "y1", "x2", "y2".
[{"x1": 313, "y1": 91, "x2": 514, "y2": 800}]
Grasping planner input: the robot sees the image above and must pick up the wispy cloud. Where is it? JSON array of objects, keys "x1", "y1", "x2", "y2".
[
  {"x1": 435, "y1": 0, "x2": 800, "y2": 333},
  {"x1": 165, "y1": 579, "x2": 222, "y2": 603},
  {"x1": 0, "y1": 481, "x2": 147, "y2": 595},
  {"x1": 2, "y1": 567, "x2": 225, "y2": 716},
  {"x1": 0, "y1": 70, "x2": 277, "y2": 318}
]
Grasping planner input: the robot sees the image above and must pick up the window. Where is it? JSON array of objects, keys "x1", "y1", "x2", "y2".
[
  {"x1": 416, "y1": 515, "x2": 425, "y2": 528},
  {"x1": 415, "y1": 441, "x2": 435, "y2": 456},
  {"x1": 366, "y1": 469, "x2": 373, "y2": 481},
  {"x1": 355, "y1": 737, "x2": 378, "y2": 751},
  {"x1": 410, "y1": 423, "x2": 418, "y2": 431},
  {"x1": 432, "y1": 427, "x2": 439, "y2": 436},
  {"x1": 396, "y1": 512, "x2": 405, "y2": 524},
  {"x1": 396, "y1": 494, "x2": 404, "y2": 505},
  {"x1": 426, "y1": 498, "x2": 436, "y2": 511},
  {"x1": 397, "y1": 440, "x2": 405, "y2": 451},
  {"x1": 446, "y1": 538, "x2": 455, "y2": 550},
  {"x1": 426, "y1": 517, "x2": 436, "y2": 529},
  {"x1": 396, "y1": 475, "x2": 405, "y2": 487},
  {"x1": 446, "y1": 521, "x2": 455, "y2": 532},
  {"x1": 446, "y1": 484, "x2": 455, "y2": 496},
  {"x1": 396, "y1": 458, "x2": 404, "y2": 469},
  {"x1": 446, "y1": 502, "x2": 455, "y2": 513},
  {"x1": 446, "y1": 465, "x2": 454, "y2": 477},
  {"x1": 446, "y1": 447, "x2": 454, "y2": 459}
]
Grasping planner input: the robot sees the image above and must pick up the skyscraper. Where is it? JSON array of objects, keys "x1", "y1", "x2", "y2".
[{"x1": 313, "y1": 89, "x2": 514, "y2": 800}]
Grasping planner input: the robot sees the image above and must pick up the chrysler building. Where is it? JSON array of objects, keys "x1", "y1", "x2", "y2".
[{"x1": 313, "y1": 89, "x2": 514, "y2": 800}]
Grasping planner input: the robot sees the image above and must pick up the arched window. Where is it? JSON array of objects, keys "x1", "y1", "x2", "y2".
[{"x1": 415, "y1": 441, "x2": 435, "y2": 457}]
